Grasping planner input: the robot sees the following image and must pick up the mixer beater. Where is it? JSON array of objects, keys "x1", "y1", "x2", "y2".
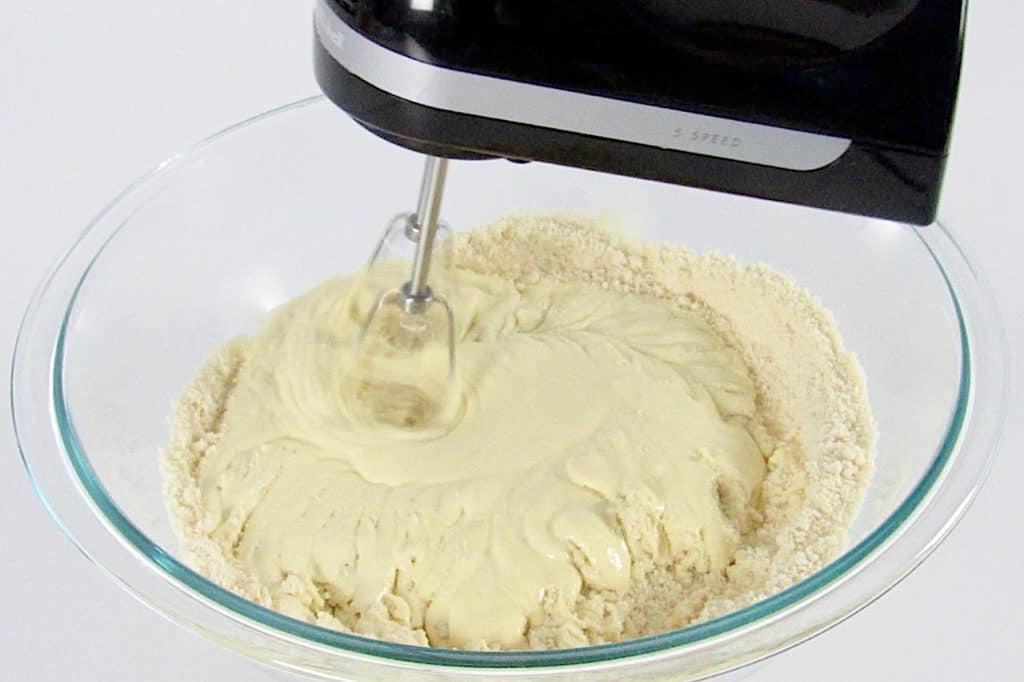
[{"x1": 349, "y1": 156, "x2": 459, "y2": 433}]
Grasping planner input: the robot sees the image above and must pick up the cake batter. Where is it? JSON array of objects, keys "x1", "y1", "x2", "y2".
[{"x1": 163, "y1": 215, "x2": 875, "y2": 650}]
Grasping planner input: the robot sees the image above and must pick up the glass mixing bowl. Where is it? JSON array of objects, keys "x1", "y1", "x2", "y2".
[{"x1": 12, "y1": 97, "x2": 1007, "y2": 681}]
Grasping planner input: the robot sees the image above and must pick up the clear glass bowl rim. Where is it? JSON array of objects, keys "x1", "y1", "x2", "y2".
[{"x1": 11, "y1": 96, "x2": 1010, "y2": 673}]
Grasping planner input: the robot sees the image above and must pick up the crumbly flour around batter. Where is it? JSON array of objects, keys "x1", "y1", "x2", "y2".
[{"x1": 162, "y1": 214, "x2": 875, "y2": 651}]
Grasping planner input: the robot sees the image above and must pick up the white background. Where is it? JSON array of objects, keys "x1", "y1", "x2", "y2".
[{"x1": 1, "y1": 2, "x2": 1021, "y2": 680}]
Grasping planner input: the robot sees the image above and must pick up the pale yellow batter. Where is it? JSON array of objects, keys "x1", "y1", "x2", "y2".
[
  {"x1": 193, "y1": 264, "x2": 765, "y2": 650},
  {"x1": 165, "y1": 216, "x2": 875, "y2": 651}
]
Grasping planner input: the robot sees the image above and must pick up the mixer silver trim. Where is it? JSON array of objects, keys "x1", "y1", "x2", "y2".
[{"x1": 314, "y1": 1, "x2": 851, "y2": 171}]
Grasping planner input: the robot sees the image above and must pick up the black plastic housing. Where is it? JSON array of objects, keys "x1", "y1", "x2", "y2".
[{"x1": 315, "y1": 0, "x2": 965, "y2": 224}]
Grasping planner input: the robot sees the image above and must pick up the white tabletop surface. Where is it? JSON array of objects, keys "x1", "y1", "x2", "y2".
[{"x1": 2, "y1": 3, "x2": 1021, "y2": 680}]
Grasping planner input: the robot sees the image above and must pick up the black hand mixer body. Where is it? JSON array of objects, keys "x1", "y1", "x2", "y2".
[{"x1": 314, "y1": 0, "x2": 964, "y2": 225}]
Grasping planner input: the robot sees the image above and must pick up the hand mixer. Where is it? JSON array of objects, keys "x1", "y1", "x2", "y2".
[{"x1": 313, "y1": 0, "x2": 964, "y2": 424}]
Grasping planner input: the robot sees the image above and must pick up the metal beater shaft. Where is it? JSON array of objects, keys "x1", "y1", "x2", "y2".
[{"x1": 397, "y1": 156, "x2": 448, "y2": 313}]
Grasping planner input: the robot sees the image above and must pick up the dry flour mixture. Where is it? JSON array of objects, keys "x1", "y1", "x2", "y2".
[{"x1": 162, "y1": 214, "x2": 875, "y2": 650}]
